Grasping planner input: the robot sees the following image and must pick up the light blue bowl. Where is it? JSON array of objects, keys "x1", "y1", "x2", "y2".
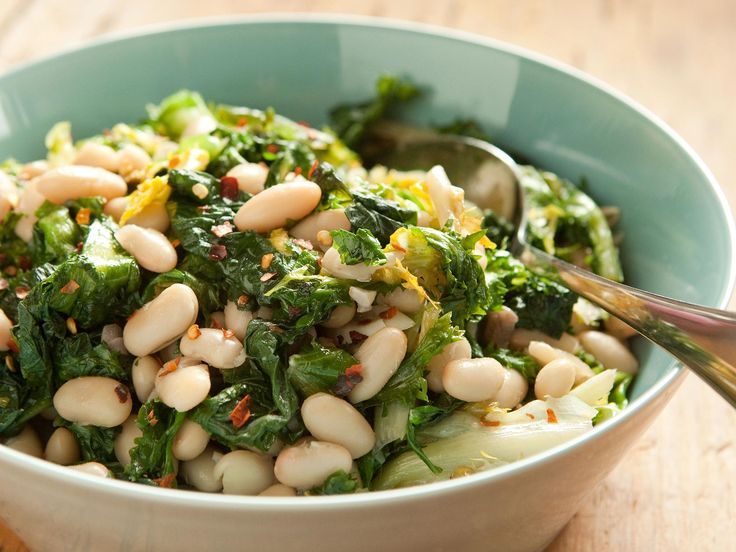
[{"x1": 0, "y1": 15, "x2": 733, "y2": 552}]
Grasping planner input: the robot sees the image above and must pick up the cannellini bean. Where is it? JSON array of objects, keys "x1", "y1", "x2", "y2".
[
  {"x1": 4, "y1": 425, "x2": 43, "y2": 458},
  {"x1": 234, "y1": 180, "x2": 321, "y2": 233},
  {"x1": 0, "y1": 171, "x2": 18, "y2": 223},
  {"x1": 603, "y1": 316, "x2": 638, "y2": 340},
  {"x1": 103, "y1": 197, "x2": 128, "y2": 221},
  {"x1": 123, "y1": 283, "x2": 199, "y2": 357},
  {"x1": 378, "y1": 287, "x2": 425, "y2": 314},
  {"x1": 331, "y1": 318, "x2": 386, "y2": 345},
  {"x1": 509, "y1": 329, "x2": 579, "y2": 354},
  {"x1": 425, "y1": 165, "x2": 464, "y2": 228},
  {"x1": 493, "y1": 369, "x2": 529, "y2": 409},
  {"x1": 259, "y1": 483, "x2": 297, "y2": 497},
  {"x1": 442, "y1": 357, "x2": 506, "y2": 402},
  {"x1": 301, "y1": 393, "x2": 375, "y2": 458},
  {"x1": 114, "y1": 415, "x2": 142, "y2": 466},
  {"x1": 36, "y1": 165, "x2": 127, "y2": 203},
  {"x1": 349, "y1": 287, "x2": 377, "y2": 313},
  {"x1": 534, "y1": 358, "x2": 577, "y2": 399},
  {"x1": 117, "y1": 144, "x2": 151, "y2": 181},
  {"x1": 226, "y1": 162, "x2": 269, "y2": 195},
  {"x1": 224, "y1": 300, "x2": 254, "y2": 341},
  {"x1": 0, "y1": 309, "x2": 12, "y2": 352},
  {"x1": 172, "y1": 419, "x2": 210, "y2": 461},
  {"x1": 482, "y1": 307, "x2": 519, "y2": 349},
  {"x1": 74, "y1": 142, "x2": 119, "y2": 172},
  {"x1": 274, "y1": 440, "x2": 352, "y2": 490},
  {"x1": 45, "y1": 427, "x2": 80, "y2": 465},
  {"x1": 426, "y1": 338, "x2": 472, "y2": 393},
  {"x1": 579, "y1": 331, "x2": 639, "y2": 374},
  {"x1": 19, "y1": 160, "x2": 49, "y2": 180},
  {"x1": 213, "y1": 451, "x2": 275, "y2": 495},
  {"x1": 53, "y1": 376, "x2": 132, "y2": 427},
  {"x1": 181, "y1": 446, "x2": 223, "y2": 492},
  {"x1": 179, "y1": 327, "x2": 246, "y2": 369},
  {"x1": 115, "y1": 224, "x2": 178, "y2": 273},
  {"x1": 14, "y1": 180, "x2": 46, "y2": 242},
  {"x1": 290, "y1": 209, "x2": 351, "y2": 249},
  {"x1": 320, "y1": 303, "x2": 356, "y2": 329},
  {"x1": 348, "y1": 327, "x2": 408, "y2": 403},
  {"x1": 321, "y1": 247, "x2": 378, "y2": 282},
  {"x1": 101, "y1": 323, "x2": 127, "y2": 355},
  {"x1": 68, "y1": 462, "x2": 111, "y2": 478},
  {"x1": 527, "y1": 341, "x2": 594, "y2": 385},
  {"x1": 155, "y1": 361, "x2": 210, "y2": 412},
  {"x1": 132, "y1": 355, "x2": 161, "y2": 402}
]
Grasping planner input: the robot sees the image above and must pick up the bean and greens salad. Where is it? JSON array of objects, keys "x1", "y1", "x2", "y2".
[{"x1": 0, "y1": 77, "x2": 637, "y2": 495}]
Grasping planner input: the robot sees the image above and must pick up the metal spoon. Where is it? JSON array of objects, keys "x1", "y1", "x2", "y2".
[{"x1": 365, "y1": 123, "x2": 736, "y2": 406}]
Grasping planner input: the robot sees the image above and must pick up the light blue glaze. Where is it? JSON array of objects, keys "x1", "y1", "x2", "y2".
[{"x1": 0, "y1": 18, "x2": 732, "y2": 401}]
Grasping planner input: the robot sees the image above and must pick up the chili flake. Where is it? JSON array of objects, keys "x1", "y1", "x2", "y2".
[
  {"x1": 75, "y1": 208, "x2": 91, "y2": 225},
  {"x1": 187, "y1": 324, "x2": 201, "y2": 340},
  {"x1": 237, "y1": 117, "x2": 248, "y2": 127},
  {"x1": 114, "y1": 384, "x2": 129, "y2": 404},
  {"x1": 159, "y1": 358, "x2": 180, "y2": 377},
  {"x1": 222, "y1": 329, "x2": 235, "y2": 339},
  {"x1": 153, "y1": 473, "x2": 176, "y2": 488},
  {"x1": 379, "y1": 307, "x2": 399, "y2": 320},
  {"x1": 229, "y1": 394, "x2": 252, "y2": 429},
  {"x1": 209, "y1": 244, "x2": 228, "y2": 261},
  {"x1": 170, "y1": 239, "x2": 181, "y2": 248},
  {"x1": 333, "y1": 364, "x2": 364, "y2": 397},
  {"x1": 237, "y1": 294, "x2": 250, "y2": 306},
  {"x1": 60, "y1": 280, "x2": 80, "y2": 295},
  {"x1": 260, "y1": 253, "x2": 274, "y2": 269},
  {"x1": 349, "y1": 330, "x2": 367, "y2": 343},
  {"x1": 480, "y1": 420, "x2": 501, "y2": 427},
  {"x1": 260, "y1": 272, "x2": 276, "y2": 282},
  {"x1": 307, "y1": 160, "x2": 319, "y2": 180},
  {"x1": 147, "y1": 408, "x2": 159, "y2": 426},
  {"x1": 293, "y1": 166, "x2": 303, "y2": 176},
  {"x1": 14, "y1": 286, "x2": 30, "y2": 300},
  {"x1": 220, "y1": 176, "x2": 239, "y2": 200},
  {"x1": 75, "y1": 241, "x2": 84, "y2": 253},
  {"x1": 266, "y1": 144, "x2": 279, "y2": 154},
  {"x1": 546, "y1": 408, "x2": 558, "y2": 424}
]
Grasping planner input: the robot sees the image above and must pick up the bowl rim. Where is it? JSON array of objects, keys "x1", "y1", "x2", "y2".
[{"x1": 0, "y1": 13, "x2": 734, "y2": 509}]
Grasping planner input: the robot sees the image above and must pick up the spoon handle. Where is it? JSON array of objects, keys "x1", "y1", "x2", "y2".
[{"x1": 523, "y1": 246, "x2": 736, "y2": 405}]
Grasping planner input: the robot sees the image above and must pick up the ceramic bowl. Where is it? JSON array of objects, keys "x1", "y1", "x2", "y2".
[{"x1": 0, "y1": 15, "x2": 733, "y2": 552}]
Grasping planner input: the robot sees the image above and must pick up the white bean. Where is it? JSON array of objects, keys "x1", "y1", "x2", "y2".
[
  {"x1": 234, "y1": 180, "x2": 321, "y2": 233},
  {"x1": 103, "y1": 197, "x2": 127, "y2": 221},
  {"x1": 14, "y1": 180, "x2": 46, "y2": 242},
  {"x1": 19, "y1": 160, "x2": 49, "y2": 180},
  {"x1": 209, "y1": 311, "x2": 225, "y2": 329},
  {"x1": 155, "y1": 361, "x2": 211, "y2": 412},
  {"x1": 301, "y1": 393, "x2": 375, "y2": 459},
  {"x1": 131, "y1": 355, "x2": 161, "y2": 402},
  {"x1": 580, "y1": 331, "x2": 639, "y2": 374},
  {"x1": 274, "y1": 440, "x2": 352, "y2": 490},
  {"x1": 534, "y1": 358, "x2": 577, "y2": 399},
  {"x1": 0, "y1": 308, "x2": 12, "y2": 352},
  {"x1": 509, "y1": 328, "x2": 579, "y2": 354},
  {"x1": 378, "y1": 287, "x2": 425, "y2": 315},
  {"x1": 224, "y1": 300, "x2": 253, "y2": 341},
  {"x1": 349, "y1": 287, "x2": 377, "y2": 313},
  {"x1": 53, "y1": 376, "x2": 132, "y2": 427},
  {"x1": 74, "y1": 142, "x2": 119, "y2": 172},
  {"x1": 117, "y1": 144, "x2": 151, "y2": 181},
  {"x1": 181, "y1": 446, "x2": 223, "y2": 492},
  {"x1": 442, "y1": 358, "x2": 506, "y2": 402},
  {"x1": 0, "y1": 170, "x2": 18, "y2": 223},
  {"x1": 45, "y1": 427, "x2": 80, "y2": 465},
  {"x1": 482, "y1": 306, "x2": 518, "y2": 349},
  {"x1": 320, "y1": 303, "x2": 356, "y2": 329},
  {"x1": 321, "y1": 247, "x2": 378, "y2": 282},
  {"x1": 115, "y1": 224, "x2": 178, "y2": 273},
  {"x1": 4, "y1": 425, "x2": 43, "y2": 458},
  {"x1": 114, "y1": 415, "x2": 142, "y2": 466},
  {"x1": 123, "y1": 283, "x2": 199, "y2": 357},
  {"x1": 172, "y1": 419, "x2": 210, "y2": 461},
  {"x1": 213, "y1": 450, "x2": 275, "y2": 495},
  {"x1": 67, "y1": 462, "x2": 111, "y2": 478},
  {"x1": 226, "y1": 162, "x2": 269, "y2": 195},
  {"x1": 259, "y1": 483, "x2": 297, "y2": 497},
  {"x1": 493, "y1": 369, "x2": 529, "y2": 409},
  {"x1": 348, "y1": 327, "x2": 408, "y2": 403},
  {"x1": 426, "y1": 338, "x2": 472, "y2": 393},
  {"x1": 290, "y1": 209, "x2": 350, "y2": 249},
  {"x1": 331, "y1": 318, "x2": 386, "y2": 345},
  {"x1": 106, "y1": 197, "x2": 171, "y2": 233},
  {"x1": 527, "y1": 341, "x2": 594, "y2": 385},
  {"x1": 36, "y1": 165, "x2": 127, "y2": 203},
  {"x1": 179, "y1": 327, "x2": 246, "y2": 369}
]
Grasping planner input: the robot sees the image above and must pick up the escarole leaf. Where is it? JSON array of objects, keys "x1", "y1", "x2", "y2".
[
  {"x1": 287, "y1": 341, "x2": 359, "y2": 398},
  {"x1": 331, "y1": 228, "x2": 387, "y2": 266},
  {"x1": 345, "y1": 189, "x2": 418, "y2": 245},
  {"x1": 31, "y1": 202, "x2": 80, "y2": 265},
  {"x1": 147, "y1": 90, "x2": 214, "y2": 139}
]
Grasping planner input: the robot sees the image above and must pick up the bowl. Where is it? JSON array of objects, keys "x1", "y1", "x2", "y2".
[{"x1": 0, "y1": 15, "x2": 733, "y2": 552}]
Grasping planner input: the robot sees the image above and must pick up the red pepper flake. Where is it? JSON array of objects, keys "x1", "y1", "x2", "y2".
[
  {"x1": 75, "y1": 241, "x2": 84, "y2": 253},
  {"x1": 0, "y1": 278, "x2": 8, "y2": 291},
  {"x1": 237, "y1": 294, "x2": 250, "y2": 306},
  {"x1": 292, "y1": 238, "x2": 313, "y2": 251},
  {"x1": 211, "y1": 221, "x2": 234, "y2": 238},
  {"x1": 75, "y1": 208, "x2": 91, "y2": 225},
  {"x1": 18, "y1": 256, "x2": 32, "y2": 271},
  {"x1": 287, "y1": 306, "x2": 302, "y2": 318},
  {"x1": 220, "y1": 176, "x2": 239, "y2": 200},
  {"x1": 147, "y1": 408, "x2": 159, "y2": 426},
  {"x1": 159, "y1": 358, "x2": 180, "y2": 377},
  {"x1": 222, "y1": 329, "x2": 235, "y2": 339},
  {"x1": 260, "y1": 253, "x2": 274, "y2": 269},
  {"x1": 349, "y1": 330, "x2": 367, "y2": 343},
  {"x1": 187, "y1": 324, "x2": 201, "y2": 340},
  {"x1": 379, "y1": 307, "x2": 399, "y2": 320},
  {"x1": 14, "y1": 286, "x2": 30, "y2": 300},
  {"x1": 480, "y1": 420, "x2": 501, "y2": 427},
  {"x1": 293, "y1": 166, "x2": 302, "y2": 176},
  {"x1": 209, "y1": 244, "x2": 228, "y2": 261},
  {"x1": 260, "y1": 272, "x2": 275, "y2": 282},
  {"x1": 7, "y1": 338, "x2": 20, "y2": 355},
  {"x1": 170, "y1": 239, "x2": 181, "y2": 249},
  {"x1": 333, "y1": 364, "x2": 364, "y2": 397},
  {"x1": 229, "y1": 394, "x2": 252, "y2": 429},
  {"x1": 546, "y1": 408, "x2": 558, "y2": 424},
  {"x1": 237, "y1": 117, "x2": 248, "y2": 127},
  {"x1": 153, "y1": 473, "x2": 176, "y2": 488},
  {"x1": 391, "y1": 242, "x2": 407, "y2": 253},
  {"x1": 266, "y1": 144, "x2": 279, "y2": 154},
  {"x1": 114, "y1": 384, "x2": 129, "y2": 404},
  {"x1": 60, "y1": 280, "x2": 80, "y2": 295},
  {"x1": 307, "y1": 160, "x2": 319, "y2": 180}
]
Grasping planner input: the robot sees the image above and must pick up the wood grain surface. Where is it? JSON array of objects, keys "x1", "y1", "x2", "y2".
[{"x1": 1, "y1": 1, "x2": 734, "y2": 551}]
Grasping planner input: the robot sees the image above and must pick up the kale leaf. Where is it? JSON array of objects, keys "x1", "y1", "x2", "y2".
[
  {"x1": 287, "y1": 341, "x2": 359, "y2": 398},
  {"x1": 53, "y1": 332, "x2": 129, "y2": 383},
  {"x1": 62, "y1": 422, "x2": 119, "y2": 463},
  {"x1": 307, "y1": 470, "x2": 359, "y2": 495}
]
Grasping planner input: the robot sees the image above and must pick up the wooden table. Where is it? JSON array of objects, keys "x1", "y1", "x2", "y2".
[{"x1": 1, "y1": 1, "x2": 734, "y2": 550}]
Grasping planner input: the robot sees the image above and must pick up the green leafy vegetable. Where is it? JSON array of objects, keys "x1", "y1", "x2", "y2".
[
  {"x1": 307, "y1": 470, "x2": 360, "y2": 495},
  {"x1": 287, "y1": 341, "x2": 359, "y2": 398},
  {"x1": 62, "y1": 422, "x2": 119, "y2": 464},
  {"x1": 331, "y1": 228, "x2": 387, "y2": 266},
  {"x1": 53, "y1": 332, "x2": 129, "y2": 382}
]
